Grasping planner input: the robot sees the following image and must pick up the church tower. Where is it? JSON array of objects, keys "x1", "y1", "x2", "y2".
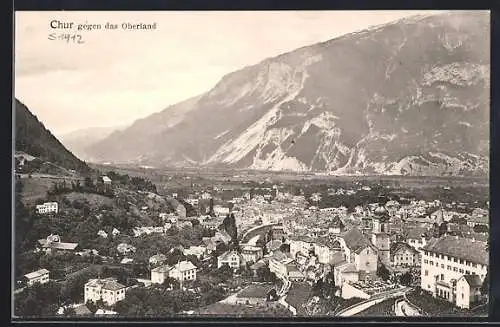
[{"x1": 370, "y1": 203, "x2": 391, "y2": 265}]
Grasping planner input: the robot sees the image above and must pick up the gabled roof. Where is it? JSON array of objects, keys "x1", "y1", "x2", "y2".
[
  {"x1": 461, "y1": 274, "x2": 482, "y2": 287},
  {"x1": 403, "y1": 227, "x2": 429, "y2": 240},
  {"x1": 149, "y1": 254, "x2": 167, "y2": 263},
  {"x1": 172, "y1": 260, "x2": 197, "y2": 272},
  {"x1": 390, "y1": 242, "x2": 419, "y2": 255},
  {"x1": 270, "y1": 250, "x2": 293, "y2": 263},
  {"x1": 422, "y1": 235, "x2": 488, "y2": 266},
  {"x1": 266, "y1": 240, "x2": 282, "y2": 251},
  {"x1": 86, "y1": 278, "x2": 126, "y2": 291},
  {"x1": 338, "y1": 262, "x2": 358, "y2": 273},
  {"x1": 218, "y1": 250, "x2": 240, "y2": 262},
  {"x1": 151, "y1": 265, "x2": 171, "y2": 273},
  {"x1": 330, "y1": 252, "x2": 345, "y2": 266},
  {"x1": 37, "y1": 240, "x2": 79, "y2": 250},
  {"x1": 341, "y1": 228, "x2": 372, "y2": 253},
  {"x1": 24, "y1": 268, "x2": 50, "y2": 279},
  {"x1": 74, "y1": 304, "x2": 92, "y2": 316}
]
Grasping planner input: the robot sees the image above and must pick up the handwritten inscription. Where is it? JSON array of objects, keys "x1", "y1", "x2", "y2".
[{"x1": 48, "y1": 33, "x2": 84, "y2": 44}]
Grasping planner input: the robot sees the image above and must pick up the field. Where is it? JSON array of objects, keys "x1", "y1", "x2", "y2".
[
  {"x1": 63, "y1": 192, "x2": 114, "y2": 207},
  {"x1": 19, "y1": 176, "x2": 55, "y2": 205}
]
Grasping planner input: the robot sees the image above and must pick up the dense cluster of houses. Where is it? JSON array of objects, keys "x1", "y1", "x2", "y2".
[{"x1": 22, "y1": 181, "x2": 489, "y2": 312}]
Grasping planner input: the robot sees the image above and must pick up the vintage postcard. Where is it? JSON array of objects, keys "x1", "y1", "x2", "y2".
[{"x1": 13, "y1": 10, "x2": 490, "y2": 319}]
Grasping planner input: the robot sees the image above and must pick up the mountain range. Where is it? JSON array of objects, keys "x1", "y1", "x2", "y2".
[
  {"x1": 58, "y1": 125, "x2": 125, "y2": 162},
  {"x1": 82, "y1": 12, "x2": 490, "y2": 176}
]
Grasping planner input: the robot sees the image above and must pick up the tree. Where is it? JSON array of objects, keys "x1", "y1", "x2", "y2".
[
  {"x1": 481, "y1": 273, "x2": 488, "y2": 295},
  {"x1": 322, "y1": 268, "x2": 336, "y2": 299},
  {"x1": 438, "y1": 222, "x2": 448, "y2": 237},
  {"x1": 312, "y1": 279, "x2": 324, "y2": 297},
  {"x1": 215, "y1": 263, "x2": 233, "y2": 283},
  {"x1": 473, "y1": 224, "x2": 489, "y2": 234},
  {"x1": 377, "y1": 263, "x2": 390, "y2": 281},
  {"x1": 400, "y1": 271, "x2": 412, "y2": 286},
  {"x1": 450, "y1": 216, "x2": 467, "y2": 225},
  {"x1": 161, "y1": 276, "x2": 180, "y2": 290}
]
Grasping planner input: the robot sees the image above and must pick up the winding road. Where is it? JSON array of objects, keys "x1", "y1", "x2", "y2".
[{"x1": 336, "y1": 287, "x2": 410, "y2": 317}]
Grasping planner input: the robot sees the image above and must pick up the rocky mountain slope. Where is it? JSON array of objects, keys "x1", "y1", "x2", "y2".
[
  {"x1": 87, "y1": 11, "x2": 490, "y2": 176},
  {"x1": 15, "y1": 99, "x2": 91, "y2": 173}
]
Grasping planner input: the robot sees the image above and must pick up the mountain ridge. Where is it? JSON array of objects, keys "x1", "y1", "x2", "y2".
[
  {"x1": 15, "y1": 99, "x2": 91, "y2": 174},
  {"x1": 87, "y1": 11, "x2": 489, "y2": 177}
]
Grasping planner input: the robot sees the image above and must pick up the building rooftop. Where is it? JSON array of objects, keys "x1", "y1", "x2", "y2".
[
  {"x1": 461, "y1": 274, "x2": 482, "y2": 287},
  {"x1": 422, "y1": 235, "x2": 488, "y2": 266},
  {"x1": 390, "y1": 242, "x2": 419, "y2": 255},
  {"x1": 341, "y1": 228, "x2": 372, "y2": 254},
  {"x1": 218, "y1": 250, "x2": 240, "y2": 262},
  {"x1": 24, "y1": 268, "x2": 50, "y2": 279},
  {"x1": 86, "y1": 278, "x2": 126, "y2": 291},
  {"x1": 403, "y1": 226, "x2": 429, "y2": 240},
  {"x1": 172, "y1": 260, "x2": 197, "y2": 272}
]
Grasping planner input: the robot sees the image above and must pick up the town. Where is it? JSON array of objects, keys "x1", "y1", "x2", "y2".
[{"x1": 13, "y1": 168, "x2": 489, "y2": 318}]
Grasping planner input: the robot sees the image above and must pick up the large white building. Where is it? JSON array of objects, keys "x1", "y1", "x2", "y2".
[
  {"x1": 420, "y1": 235, "x2": 488, "y2": 308},
  {"x1": 84, "y1": 278, "x2": 126, "y2": 306},
  {"x1": 36, "y1": 202, "x2": 58, "y2": 214},
  {"x1": 151, "y1": 260, "x2": 197, "y2": 284},
  {"x1": 24, "y1": 269, "x2": 50, "y2": 286}
]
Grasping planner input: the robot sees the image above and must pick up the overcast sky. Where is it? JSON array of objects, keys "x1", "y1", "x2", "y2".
[{"x1": 15, "y1": 10, "x2": 447, "y2": 136}]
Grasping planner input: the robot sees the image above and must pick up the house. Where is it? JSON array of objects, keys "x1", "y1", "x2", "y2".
[
  {"x1": 390, "y1": 242, "x2": 420, "y2": 268},
  {"x1": 201, "y1": 192, "x2": 212, "y2": 200},
  {"x1": 37, "y1": 234, "x2": 79, "y2": 253},
  {"x1": 24, "y1": 269, "x2": 50, "y2": 286},
  {"x1": 97, "y1": 230, "x2": 108, "y2": 238},
  {"x1": 120, "y1": 258, "x2": 134, "y2": 264},
  {"x1": 200, "y1": 216, "x2": 223, "y2": 230},
  {"x1": 466, "y1": 215, "x2": 489, "y2": 229},
  {"x1": 84, "y1": 278, "x2": 126, "y2": 306},
  {"x1": 36, "y1": 202, "x2": 58, "y2": 214},
  {"x1": 327, "y1": 217, "x2": 345, "y2": 234},
  {"x1": 214, "y1": 230, "x2": 232, "y2": 244},
  {"x1": 420, "y1": 235, "x2": 488, "y2": 307},
  {"x1": 202, "y1": 237, "x2": 218, "y2": 253},
  {"x1": 268, "y1": 250, "x2": 295, "y2": 280},
  {"x1": 183, "y1": 245, "x2": 207, "y2": 259},
  {"x1": 287, "y1": 264, "x2": 306, "y2": 282},
  {"x1": 112, "y1": 228, "x2": 120, "y2": 237},
  {"x1": 403, "y1": 227, "x2": 429, "y2": 250},
  {"x1": 456, "y1": 275, "x2": 483, "y2": 309},
  {"x1": 151, "y1": 260, "x2": 197, "y2": 284},
  {"x1": 266, "y1": 240, "x2": 283, "y2": 254},
  {"x1": 213, "y1": 205, "x2": 230, "y2": 217},
  {"x1": 217, "y1": 250, "x2": 243, "y2": 271},
  {"x1": 116, "y1": 243, "x2": 136, "y2": 255},
  {"x1": 334, "y1": 262, "x2": 359, "y2": 287},
  {"x1": 149, "y1": 254, "x2": 167, "y2": 268},
  {"x1": 340, "y1": 228, "x2": 378, "y2": 280},
  {"x1": 102, "y1": 176, "x2": 112, "y2": 185},
  {"x1": 95, "y1": 309, "x2": 118, "y2": 316},
  {"x1": 168, "y1": 261, "x2": 198, "y2": 282},
  {"x1": 240, "y1": 244, "x2": 263, "y2": 264},
  {"x1": 270, "y1": 225, "x2": 285, "y2": 240}
]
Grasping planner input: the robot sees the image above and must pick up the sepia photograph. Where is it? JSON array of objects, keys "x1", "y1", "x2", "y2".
[{"x1": 13, "y1": 10, "x2": 490, "y2": 319}]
